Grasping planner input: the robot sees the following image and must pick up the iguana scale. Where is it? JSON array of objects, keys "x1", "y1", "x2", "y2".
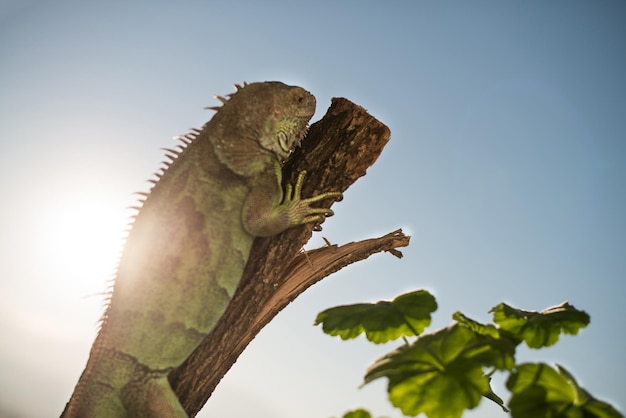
[{"x1": 61, "y1": 81, "x2": 341, "y2": 417}]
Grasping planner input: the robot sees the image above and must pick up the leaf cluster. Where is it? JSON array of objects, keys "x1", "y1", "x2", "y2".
[{"x1": 315, "y1": 290, "x2": 622, "y2": 418}]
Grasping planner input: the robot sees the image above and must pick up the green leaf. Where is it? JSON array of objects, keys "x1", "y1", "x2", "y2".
[
  {"x1": 507, "y1": 363, "x2": 624, "y2": 418},
  {"x1": 452, "y1": 311, "x2": 501, "y2": 339},
  {"x1": 314, "y1": 290, "x2": 437, "y2": 343},
  {"x1": 363, "y1": 323, "x2": 516, "y2": 418},
  {"x1": 490, "y1": 301, "x2": 590, "y2": 348},
  {"x1": 341, "y1": 409, "x2": 372, "y2": 418}
]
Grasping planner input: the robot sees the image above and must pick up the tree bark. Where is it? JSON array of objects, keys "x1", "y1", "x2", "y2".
[{"x1": 168, "y1": 98, "x2": 410, "y2": 416}]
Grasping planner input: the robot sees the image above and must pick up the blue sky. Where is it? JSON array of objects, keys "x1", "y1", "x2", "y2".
[{"x1": 1, "y1": 1, "x2": 624, "y2": 417}]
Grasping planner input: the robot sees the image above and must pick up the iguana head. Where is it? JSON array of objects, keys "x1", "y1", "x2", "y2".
[
  {"x1": 259, "y1": 82, "x2": 316, "y2": 160},
  {"x1": 207, "y1": 81, "x2": 316, "y2": 176}
]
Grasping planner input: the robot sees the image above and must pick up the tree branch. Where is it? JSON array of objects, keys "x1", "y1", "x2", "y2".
[{"x1": 168, "y1": 98, "x2": 409, "y2": 416}]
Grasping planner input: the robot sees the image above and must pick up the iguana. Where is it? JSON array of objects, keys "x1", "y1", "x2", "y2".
[{"x1": 61, "y1": 81, "x2": 342, "y2": 417}]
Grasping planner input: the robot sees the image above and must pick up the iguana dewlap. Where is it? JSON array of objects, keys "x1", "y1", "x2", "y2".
[{"x1": 61, "y1": 81, "x2": 341, "y2": 417}]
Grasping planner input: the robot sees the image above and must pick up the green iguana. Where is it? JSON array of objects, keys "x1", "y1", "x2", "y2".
[{"x1": 61, "y1": 81, "x2": 342, "y2": 417}]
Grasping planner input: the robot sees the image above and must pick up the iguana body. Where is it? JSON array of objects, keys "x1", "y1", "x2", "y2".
[{"x1": 62, "y1": 82, "x2": 340, "y2": 417}]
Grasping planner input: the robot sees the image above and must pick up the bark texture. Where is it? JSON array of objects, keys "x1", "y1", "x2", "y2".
[{"x1": 168, "y1": 98, "x2": 410, "y2": 416}]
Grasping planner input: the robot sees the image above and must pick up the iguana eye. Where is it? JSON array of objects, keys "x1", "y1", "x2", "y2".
[{"x1": 278, "y1": 131, "x2": 290, "y2": 152}]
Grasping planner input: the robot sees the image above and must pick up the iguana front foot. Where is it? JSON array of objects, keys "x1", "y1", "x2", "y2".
[{"x1": 283, "y1": 170, "x2": 343, "y2": 226}]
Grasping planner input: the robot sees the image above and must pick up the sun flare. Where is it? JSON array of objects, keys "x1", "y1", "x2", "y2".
[{"x1": 43, "y1": 193, "x2": 130, "y2": 298}]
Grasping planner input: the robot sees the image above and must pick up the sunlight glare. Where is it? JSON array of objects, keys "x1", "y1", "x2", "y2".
[{"x1": 43, "y1": 193, "x2": 130, "y2": 299}]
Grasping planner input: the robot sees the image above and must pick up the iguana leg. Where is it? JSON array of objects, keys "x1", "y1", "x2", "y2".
[{"x1": 122, "y1": 373, "x2": 188, "y2": 418}]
